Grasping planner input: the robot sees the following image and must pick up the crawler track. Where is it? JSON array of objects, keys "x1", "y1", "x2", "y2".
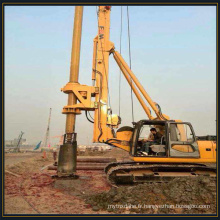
[{"x1": 105, "y1": 162, "x2": 216, "y2": 187}]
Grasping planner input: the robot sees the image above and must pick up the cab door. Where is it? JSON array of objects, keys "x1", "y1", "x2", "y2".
[{"x1": 168, "y1": 122, "x2": 200, "y2": 158}]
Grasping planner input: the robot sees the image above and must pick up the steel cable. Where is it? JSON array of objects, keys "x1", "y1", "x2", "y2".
[{"x1": 127, "y1": 6, "x2": 135, "y2": 124}]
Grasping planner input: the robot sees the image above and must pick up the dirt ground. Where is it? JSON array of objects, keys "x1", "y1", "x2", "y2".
[
  {"x1": 5, "y1": 152, "x2": 38, "y2": 166},
  {"x1": 4, "y1": 149, "x2": 217, "y2": 215}
]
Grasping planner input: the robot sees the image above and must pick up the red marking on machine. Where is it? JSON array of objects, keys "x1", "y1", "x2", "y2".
[{"x1": 105, "y1": 6, "x2": 111, "y2": 10}]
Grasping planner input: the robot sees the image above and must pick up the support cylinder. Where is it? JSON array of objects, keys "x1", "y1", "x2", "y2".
[
  {"x1": 114, "y1": 51, "x2": 160, "y2": 118},
  {"x1": 114, "y1": 54, "x2": 153, "y2": 119}
]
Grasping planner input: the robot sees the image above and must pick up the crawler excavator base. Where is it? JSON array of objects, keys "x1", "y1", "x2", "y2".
[{"x1": 105, "y1": 162, "x2": 216, "y2": 187}]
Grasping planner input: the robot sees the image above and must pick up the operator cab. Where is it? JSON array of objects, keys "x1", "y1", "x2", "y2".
[
  {"x1": 137, "y1": 123, "x2": 166, "y2": 156},
  {"x1": 130, "y1": 120, "x2": 200, "y2": 158}
]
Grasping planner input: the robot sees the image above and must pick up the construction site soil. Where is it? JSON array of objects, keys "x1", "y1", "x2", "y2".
[{"x1": 4, "y1": 148, "x2": 216, "y2": 215}]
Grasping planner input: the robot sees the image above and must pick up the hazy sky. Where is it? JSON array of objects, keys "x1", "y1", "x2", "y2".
[{"x1": 5, "y1": 6, "x2": 216, "y2": 145}]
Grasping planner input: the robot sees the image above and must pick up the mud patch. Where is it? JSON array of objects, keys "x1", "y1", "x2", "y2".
[
  {"x1": 53, "y1": 171, "x2": 111, "y2": 197},
  {"x1": 84, "y1": 176, "x2": 216, "y2": 214}
]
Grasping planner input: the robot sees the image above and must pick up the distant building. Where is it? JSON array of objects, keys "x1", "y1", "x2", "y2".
[
  {"x1": 77, "y1": 144, "x2": 112, "y2": 152},
  {"x1": 5, "y1": 138, "x2": 27, "y2": 148}
]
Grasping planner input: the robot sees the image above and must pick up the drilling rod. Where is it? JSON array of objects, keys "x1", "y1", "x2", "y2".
[
  {"x1": 58, "y1": 6, "x2": 83, "y2": 177},
  {"x1": 66, "y1": 6, "x2": 83, "y2": 141}
]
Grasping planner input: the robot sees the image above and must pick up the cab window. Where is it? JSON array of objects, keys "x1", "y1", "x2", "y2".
[
  {"x1": 170, "y1": 123, "x2": 195, "y2": 153},
  {"x1": 170, "y1": 123, "x2": 194, "y2": 142}
]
